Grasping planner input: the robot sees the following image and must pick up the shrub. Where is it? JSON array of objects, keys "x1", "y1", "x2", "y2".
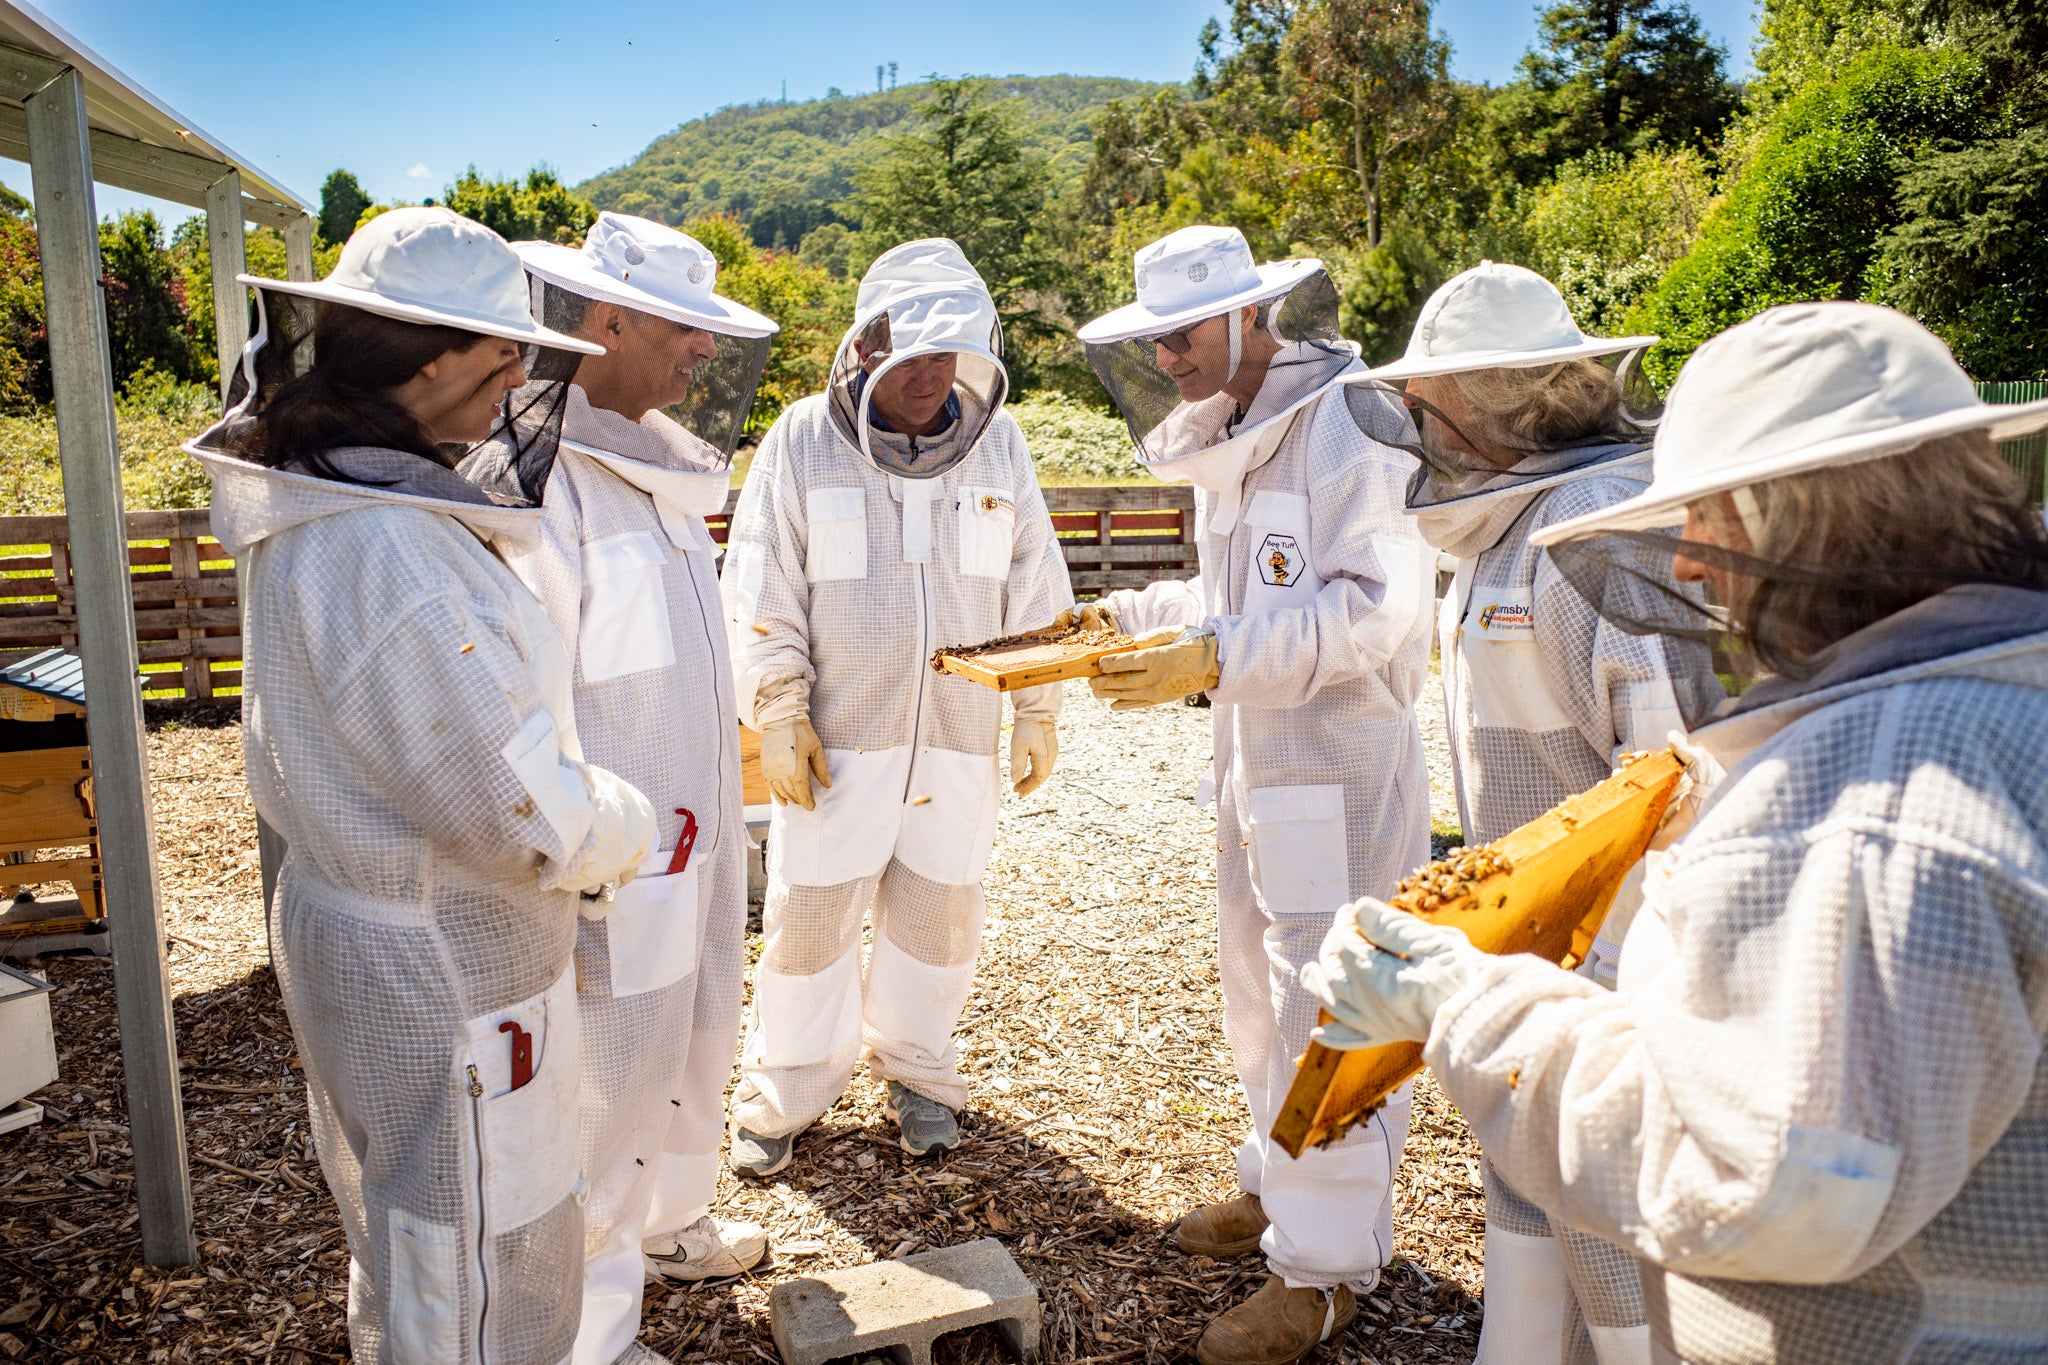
[
  {"x1": 1009, "y1": 392, "x2": 1148, "y2": 484},
  {"x1": 1626, "y1": 42, "x2": 1986, "y2": 388}
]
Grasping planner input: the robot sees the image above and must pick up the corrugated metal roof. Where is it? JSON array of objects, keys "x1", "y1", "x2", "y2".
[
  {"x1": 0, "y1": 646, "x2": 85, "y2": 705},
  {"x1": 0, "y1": 1, "x2": 309, "y2": 216}
]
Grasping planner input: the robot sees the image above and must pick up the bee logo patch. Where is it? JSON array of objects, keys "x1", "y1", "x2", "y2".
[{"x1": 1258, "y1": 534, "x2": 1301, "y2": 587}]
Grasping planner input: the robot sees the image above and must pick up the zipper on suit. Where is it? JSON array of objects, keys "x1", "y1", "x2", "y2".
[
  {"x1": 466, "y1": 1063, "x2": 491, "y2": 1361},
  {"x1": 902, "y1": 558, "x2": 930, "y2": 804},
  {"x1": 683, "y1": 549, "x2": 730, "y2": 842}
]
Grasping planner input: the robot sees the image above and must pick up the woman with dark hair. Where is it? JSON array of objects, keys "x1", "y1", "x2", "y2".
[
  {"x1": 190, "y1": 207, "x2": 656, "y2": 1365},
  {"x1": 1306, "y1": 302, "x2": 2048, "y2": 1363}
]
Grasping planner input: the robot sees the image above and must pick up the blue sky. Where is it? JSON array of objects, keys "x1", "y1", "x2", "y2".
[{"x1": 11, "y1": 0, "x2": 1758, "y2": 224}]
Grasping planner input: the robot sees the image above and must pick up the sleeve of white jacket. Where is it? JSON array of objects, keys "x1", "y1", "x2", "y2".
[
  {"x1": 1419, "y1": 718, "x2": 2042, "y2": 1285},
  {"x1": 1000, "y1": 420, "x2": 1074, "y2": 721},
  {"x1": 315, "y1": 585, "x2": 652, "y2": 894},
  {"x1": 1102, "y1": 575, "x2": 1206, "y2": 637},
  {"x1": 1205, "y1": 418, "x2": 1428, "y2": 710},
  {"x1": 721, "y1": 414, "x2": 815, "y2": 729}
]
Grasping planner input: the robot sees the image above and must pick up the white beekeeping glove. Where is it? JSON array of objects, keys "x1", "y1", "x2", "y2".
[{"x1": 1301, "y1": 897, "x2": 1484, "y2": 1048}]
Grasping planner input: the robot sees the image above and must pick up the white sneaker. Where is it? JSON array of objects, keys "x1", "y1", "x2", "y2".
[{"x1": 643, "y1": 1215, "x2": 768, "y2": 1282}]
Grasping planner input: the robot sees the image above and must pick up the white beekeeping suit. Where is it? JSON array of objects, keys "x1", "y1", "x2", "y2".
[
  {"x1": 1308, "y1": 302, "x2": 2048, "y2": 1365},
  {"x1": 722, "y1": 238, "x2": 1072, "y2": 1158},
  {"x1": 190, "y1": 208, "x2": 655, "y2": 1365},
  {"x1": 462, "y1": 213, "x2": 778, "y2": 1365},
  {"x1": 1348, "y1": 262, "x2": 1725, "y2": 1365},
  {"x1": 1078, "y1": 226, "x2": 1434, "y2": 1355}
]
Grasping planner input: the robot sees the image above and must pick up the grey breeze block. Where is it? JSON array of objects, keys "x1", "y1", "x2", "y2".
[{"x1": 769, "y1": 1236, "x2": 1041, "y2": 1365}]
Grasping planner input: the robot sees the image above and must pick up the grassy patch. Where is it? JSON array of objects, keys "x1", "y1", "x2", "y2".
[{"x1": 0, "y1": 374, "x2": 220, "y2": 516}]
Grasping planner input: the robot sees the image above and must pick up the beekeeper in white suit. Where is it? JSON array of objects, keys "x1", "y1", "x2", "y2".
[
  {"x1": 1344, "y1": 262, "x2": 1725, "y2": 1365},
  {"x1": 1308, "y1": 301, "x2": 2048, "y2": 1364},
  {"x1": 1078, "y1": 224, "x2": 1434, "y2": 1365},
  {"x1": 190, "y1": 207, "x2": 656, "y2": 1364},
  {"x1": 722, "y1": 238, "x2": 1072, "y2": 1173},
  {"x1": 462, "y1": 212, "x2": 776, "y2": 1365}
]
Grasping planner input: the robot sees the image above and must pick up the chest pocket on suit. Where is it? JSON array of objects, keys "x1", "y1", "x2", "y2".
[
  {"x1": 957, "y1": 486, "x2": 1016, "y2": 579},
  {"x1": 1240, "y1": 490, "x2": 1323, "y2": 615},
  {"x1": 1456, "y1": 596, "x2": 1573, "y2": 735},
  {"x1": 805, "y1": 486, "x2": 867, "y2": 583},
  {"x1": 579, "y1": 531, "x2": 675, "y2": 684}
]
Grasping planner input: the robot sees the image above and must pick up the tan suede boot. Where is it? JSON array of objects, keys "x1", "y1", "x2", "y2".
[
  {"x1": 1175, "y1": 1192, "x2": 1269, "y2": 1257},
  {"x1": 1196, "y1": 1276, "x2": 1356, "y2": 1365}
]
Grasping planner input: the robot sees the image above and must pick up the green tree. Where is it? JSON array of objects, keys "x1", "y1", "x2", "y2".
[
  {"x1": 317, "y1": 170, "x2": 371, "y2": 247},
  {"x1": 851, "y1": 77, "x2": 1055, "y2": 317},
  {"x1": 1493, "y1": 0, "x2": 1736, "y2": 184},
  {"x1": 99, "y1": 210, "x2": 199, "y2": 389},
  {"x1": 1192, "y1": 1, "x2": 1304, "y2": 143},
  {"x1": 682, "y1": 214, "x2": 851, "y2": 427},
  {"x1": 1078, "y1": 88, "x2": 1208, "y2": 223},
  {"x1": 442, "y1": 166, "x2": 596, "y2": 245},
  {"x1": 1866, "y1": 0, "x2": 2048, "y2": 378},
  {"x1": 0, "y1": 217, "x2": 45, "y2": 407},
  {"x1": 1627, "y1": 43, "x2": 1986, "y2": 387},
  {"x1": 1522, "y1": 146, "x2": 1713, "y2": 333},
  {"x1": 1281, "y1": 0, "x2": 1454, "y2": 248}
]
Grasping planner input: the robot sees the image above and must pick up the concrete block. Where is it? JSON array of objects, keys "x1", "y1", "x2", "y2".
[{"x1": 770, "y1": 1237, "x2": 1039, "y2": 1365}]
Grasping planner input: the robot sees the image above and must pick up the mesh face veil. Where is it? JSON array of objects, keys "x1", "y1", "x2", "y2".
[
  {"x1": 826, "y1": 286, "x2": 1008, "y2": 480},
  {"x1": 201, "y1": 285, "x2": 579, "y2": 508},
  {"x1": 534, "y1": 277, "x2": 770, "y2": 469},
  {"x1": 1382, "y1": 350, "x2": 1664, "y2": 517},
  {"x1": 1084, "y1": 270, "x2": 1357, "y2": 472},
  {"x1": 1542, "y1": 440, "x2": 2048, "y2": 690}
]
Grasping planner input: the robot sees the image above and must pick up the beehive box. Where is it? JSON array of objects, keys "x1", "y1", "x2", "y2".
[
  {"x1": 1271, "y1": 749, "x2": 1684, "y2": 1158},
  {"x1": 932, "y1": 622, "x2": 1143, "y2": 692}
]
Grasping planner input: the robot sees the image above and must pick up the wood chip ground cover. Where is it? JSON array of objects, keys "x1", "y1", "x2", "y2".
[{"x1": 0, "y1": 685, "x2": 1485, "y2": 1363}]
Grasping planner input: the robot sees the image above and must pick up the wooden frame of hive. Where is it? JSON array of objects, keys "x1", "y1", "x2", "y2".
[
  {"x1": 1271, "y1": 750, "x2": 1685, "y2": 1158},
  {"x1": 932, "y1": 625, "x2": 1143, "y2": 692}
]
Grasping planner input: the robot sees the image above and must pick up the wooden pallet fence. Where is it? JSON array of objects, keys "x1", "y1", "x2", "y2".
[
  {"x1": 1, "y1": 509, "x2": 240, "y2": 703},
  {"x1": 0, "y1": 485, "x2": 1198, "y2": 704}
]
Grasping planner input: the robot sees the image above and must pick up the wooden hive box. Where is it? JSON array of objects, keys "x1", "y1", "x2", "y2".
[
  {"x1": 1271, "y1": 749, "x2": 1684, "y2": 1158},
  {"x1": 0, "y1": 649, "x2": 104, "y2": 940}
]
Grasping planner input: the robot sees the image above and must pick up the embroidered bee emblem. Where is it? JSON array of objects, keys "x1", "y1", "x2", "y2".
[
  {"x1": 1257, "y1": 533, "x2": 1301, "y2": 587},
  {"x1": 980, "y1": 494, "x2": 1000, "y2": 511}
]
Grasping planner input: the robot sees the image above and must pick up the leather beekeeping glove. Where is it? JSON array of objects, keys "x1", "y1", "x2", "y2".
[
  {"x1": 754, "y1": 674, "x2": 830, "y2": 811},
  {"x1": 761, "y1": 716, "x2": 830, "y2": 811},
  {"x1": 1009, "y1": 714, "x2": 1058, "y2": 796},
  {"x1": 1049, "y1": 602, "x2": 1118, "y2": 633},
  {"x1": 1301, "y1": 897, "x2": 1484, "y2": 1049},
  {"x1": 1089, "y1": 627, "x2": 1219, "y2": 710}
]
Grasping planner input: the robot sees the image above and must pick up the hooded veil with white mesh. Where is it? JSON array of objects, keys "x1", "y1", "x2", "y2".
[{"x1": 826, "y1": 238, "x2": 1008, "y2": 480}]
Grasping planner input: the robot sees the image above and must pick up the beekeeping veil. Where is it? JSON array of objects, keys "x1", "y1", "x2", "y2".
[
  {"x1": 1531, "y1": 301, "x2": 2048, "y2": 687},
  {"x1": 828, "y1": 237, "x2": 1007, "y2": 480},
  {"x1": 1078, "y1": 225, "x2": 1360, "y2": 534},
  {"x1": 1341, "y1": 261, "x2": 1663, "y2": 557},
  {"x1": 506, "y1": 213, "x2": 777, "y2": 478},
  {"x1": 195, "y1": 206, "x2": 603, "y2": 506}
]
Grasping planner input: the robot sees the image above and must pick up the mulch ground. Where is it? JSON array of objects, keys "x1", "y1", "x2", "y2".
[{"x1": 0, "y1": 685, "x2": 1484, "y2": 1363}]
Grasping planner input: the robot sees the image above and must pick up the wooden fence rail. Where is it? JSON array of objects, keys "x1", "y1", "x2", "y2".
[{"x1": 0, "y1": 484, "x2": 1198, "y2": 705}]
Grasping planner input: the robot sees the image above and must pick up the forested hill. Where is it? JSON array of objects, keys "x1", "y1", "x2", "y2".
[{"x1": 577, "y1": 75, "x2": 1165, "y2": 249}]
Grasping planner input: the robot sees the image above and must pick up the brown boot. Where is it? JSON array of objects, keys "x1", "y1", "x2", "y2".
[
  {"x1": 1196, "y1": 1276, "x2": 1356, "y2": 1365},
  {"x1": 1176, "y1": 1192, "x2": 1269, "y2": 1257}
]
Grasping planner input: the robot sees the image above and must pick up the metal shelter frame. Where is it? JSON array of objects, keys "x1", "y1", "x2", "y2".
[{"x1": 0, "y1": 0, "x2": 311, "y2": 1267}]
